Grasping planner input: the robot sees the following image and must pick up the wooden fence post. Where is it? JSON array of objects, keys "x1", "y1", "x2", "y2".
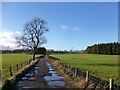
[
  {"x1": 63, "y1": 63, "x2": 65, "y2": 67},
  {"x1": 16, "y1": 64, "x2": 19, "y2": 71},
  {"x1": 72, "y1": 67, "x2": 75, "y2": 72},
  {"x1": 59, "y1": 62, "x2": 61, "y2": 65},
  {"x1": 66, "y1": 64, "x2": 68, "y2": 68},
  {"x1": 21, "y1": 63, "x2": 23, "y2": 68},
  {"x1": 110, "y1": 79, "x2": 113, "y2": 90},
  {"x1": 65, "y1": 64, "x2": 66, "y2": 68},
  {"x1": 86, "y1": 71, "x2": 89, "y2": 82},
  {"x1": 29, "y1": 60, "x2": 31, "y2": 64},
  {"x1": 10, "y1": 66, "x2": 13, "y2": 76},
  {"x1": 26, "y1": 61, "x2": 28, "y2": 65},
  {"x1": 74, "y1": 68, "x2": 77, "y2": 77},
  {"x1": 69, "y1": 65, "x2": 71, "y2": 68},
  {"x1": 68, "y1": 65, "x2": 69, "y2": 68},
  {"x1": 28, "y1": 61, "x2": 29, "y2": 65}
]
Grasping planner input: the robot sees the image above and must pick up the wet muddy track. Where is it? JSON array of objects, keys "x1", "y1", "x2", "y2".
[
  {"x1": 14, "y1": 58, "x2": 68, "y2": 89},
  {"x1": 44, "y1": 61, "x2": 65, "y2": 88}
]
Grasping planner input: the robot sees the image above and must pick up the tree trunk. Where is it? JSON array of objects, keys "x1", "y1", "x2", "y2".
[
  {"x1": 33, "y1": 53, "x2": 36, "y2": 61},
  {"x1": 33, "y1": 47, "x2": 37, "y2": 61}
]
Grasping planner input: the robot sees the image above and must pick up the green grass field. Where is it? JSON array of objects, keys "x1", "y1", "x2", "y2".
[
  {"x1": 2, "y1": 53, "x2": 40, "y2": 83},
  {"x1": 50, "y1": 54, "x2": 119, "y2": 85}
]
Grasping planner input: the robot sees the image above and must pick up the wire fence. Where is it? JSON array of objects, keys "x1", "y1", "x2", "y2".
[
  {"x1": 2, "y1": 59, "x2": 33, "y2": 83},
  {"x1": 61, "y1": 62, "x2": 119, "y2": 89},
  {"x1": 2, "y1": 56, "x2": 41, "y2": 84},
  {"x1": 48, "y1": 56, "x2": 120, "y2": 89}
]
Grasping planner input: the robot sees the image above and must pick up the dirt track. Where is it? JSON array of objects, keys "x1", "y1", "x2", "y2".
[{"x1": 14, "y1": 58, "x2": 71, "y2": 89}]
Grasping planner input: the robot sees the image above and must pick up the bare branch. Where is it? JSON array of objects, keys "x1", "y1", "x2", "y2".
[{"x1": 16, "y1": 17, "x2": 49, "y2": 58}]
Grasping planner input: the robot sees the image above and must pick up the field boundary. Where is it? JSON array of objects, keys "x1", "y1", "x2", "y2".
[
  {"x1": 2, "y1": 55, "x2": 43, "y2": 82},
  {"x1": 47, "y1": 55, "x2": 120, "y2": 89},
  {"x1": 1, "y1": 56, "x2": 43, "y2": 90}
]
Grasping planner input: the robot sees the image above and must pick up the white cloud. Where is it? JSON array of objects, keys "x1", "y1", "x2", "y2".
[
  {"x1": 0, "y1": 31, "x2": 14, "y2": 38},
  {"x1": 72, "y1": 27, "x2": 80, "y2": 31},
  {"x1": 61, "y1": 25, "x2": 69, "y2": 30},
  {"x1": 0, "y1": 29, "x2": 21, "y2": 50},
  {"x1": 61, "y1": 25, "x2": 81, "y2": 31},
  {"x1": 15, "y1": 31, "x2": 21, "y2": 34}
]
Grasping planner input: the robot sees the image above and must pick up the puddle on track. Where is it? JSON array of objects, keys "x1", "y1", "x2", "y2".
[
  {"x1": 22, "y1": 77, "x2": 28, "y2": 80},
  {"x1": 52, "y1": 73, "x2": 58, "y2": 76},
  {"x1": 44, "y1": 61, "x2": 66, "y2": 87},
  {"x1": 25, "y1": 73, "x2": 33, "y2": 77},
  {"x1": 48, "y1": 71, "x2": 57, "y2": 74},
  {"x1": 35, "y1": 66, "x2": 39, "y2": 69},
  {"x1": 44, "y1": 76, "x2": 64, "y2": 81},
  {"x1": 16, "y1": 59, "x2": 66, "y2": 89},
  {"x1": 49, "y1": 68, "x2": 54, "y2": 71},
  {"x1": 48, "y1": 81, "x2": 65, "y2": 87},
  {"x1": 17, "y1": 81, "x2": 24, "y2": 85},
  {"x1": 28, "y1": 77, "x2": 35, "y2": 81},
  {"x1": 22, "y1": 77, "x2": 35, "y2": 81},
  {"x1": 35, "y1": 70, "x2": 38, "y2": 75},
  {"x1": 20, "y1": 65, "x2": 39, "y2": 81},
  {"x1": 18, "y1": 86, "x2": 31, "y2": 90}
]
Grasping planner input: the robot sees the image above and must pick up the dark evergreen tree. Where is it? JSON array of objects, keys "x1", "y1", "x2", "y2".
[{"x1": 85, "y1": 42, "x2": 120, "y2": 55}]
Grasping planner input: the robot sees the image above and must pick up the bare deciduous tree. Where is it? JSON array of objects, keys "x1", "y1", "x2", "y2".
[{"x1": 16, "y1": 17, "x2": 49, "y2": 60}]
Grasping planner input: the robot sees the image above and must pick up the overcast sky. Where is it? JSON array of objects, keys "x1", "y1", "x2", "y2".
[{"x1": 1, "y1": 2, "x2": 118, "y2": 50}]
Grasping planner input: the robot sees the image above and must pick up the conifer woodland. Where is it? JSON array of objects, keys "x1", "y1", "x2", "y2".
[{"x1": 85, "y1": 42, "x2": 120, "y2": 55}]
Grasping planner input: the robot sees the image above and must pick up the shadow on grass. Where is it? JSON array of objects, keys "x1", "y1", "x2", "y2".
[{"x1": 49, "y1": 56, "x2": 60, "y2": 60}]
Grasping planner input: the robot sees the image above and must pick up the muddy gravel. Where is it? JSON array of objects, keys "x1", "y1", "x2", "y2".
[{"x1": 14, "y1": 58, "x2": 68, "y2": 89}]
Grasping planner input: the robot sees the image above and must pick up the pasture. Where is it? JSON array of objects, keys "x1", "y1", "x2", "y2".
[
  {"x1": 2, "y1": 53, "x2": 40, "y2": 83},
  {"x1": 50, "y1": 54, "x2": 119, "y2": 85}
]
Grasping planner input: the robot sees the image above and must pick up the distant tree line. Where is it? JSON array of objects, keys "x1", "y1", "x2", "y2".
[
  {"x1": 2, "y1": 49, "x2": 31, "y2": 54},
  {"x1": 46, "y1": 49, "x2": 82, "y2": 54},
  {"x1": 2, "y1": 47, "x2": 46, "y2": 54},
  {"x1": 47, "y1": 50, "x2": 69, "y2": 54},
  {"x1": 85, "y1": 42, "x2": 120, "y2": 55}
]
